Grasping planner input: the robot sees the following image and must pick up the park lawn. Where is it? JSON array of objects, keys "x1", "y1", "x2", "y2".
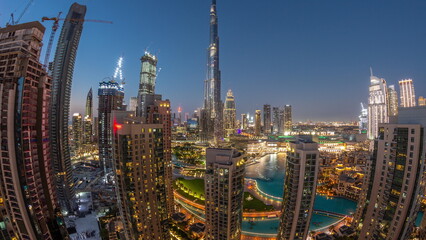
[
  {"x1": 176, "y1": 178, "x2": 205, "y2": 196},
  {"x1": 243, "y1": 192, "x2": 275, "y2": 212}
]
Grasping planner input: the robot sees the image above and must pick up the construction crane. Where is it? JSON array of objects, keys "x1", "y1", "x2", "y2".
[
  {"x1": 41, "y1": 14, "x2": 113, "y2": 69},
  {"x1": 7, "y1": 0, "x2": 34, "y2": 26}
]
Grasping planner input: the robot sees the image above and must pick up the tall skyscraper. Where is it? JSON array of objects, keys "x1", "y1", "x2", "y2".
[
  {"x1": 0, "y1": 21, "x2": 67, "y2": 240},
  {"x1": 72, "y1": 113, "x2": 83, "y2": 149},
  {"x1": 353, "y1": 107, "x2": 426, "y2": 240},
  {"x1": 284, "y1": 105, "x2": 292, "y2": 133},
  {"x1": 399, "y1": 79, "x2": 416, "y2": 108},
  {"x1": 137, "y1": 52, "x2": 157, "y2": 117},
  {"x1": 50, "y1": 2, "x2": 86, "y2": 213},
  {"x1": 255, "y1": 110, "x2": 261, "y2": 136},
  {"x1": 279, "y1": 108, "x2": 285, "y2": 135},
  {"x1": 278, "y1": 138, "x2": 319, "y2": 240},
  {"x1": 128, "y1": 96, "x2": 138, "y2": 112},
  {"x1": 201, "y1": 0, "x2": 223, "y2": 144},
  {"x1": 272, "y1": 107, "x2": 280, "y2": 134},
  {"x1": 98, "y1": 80, "x2": 124, "y2": 173},
  {"x1": 368, "y1": 73, "x2": 389, "y2": 139},
  {"x1": 241, "y1": 113, "x2": 248, "y2": 130},
  {"x1": 359, "y1": 103, "x2": 368, "y2": 134},
  {"x1": 85, "y1": 87, "x2": 93, "y2": 119},
  {"x1": 83, "y1": 115, "x2": 93, "y2": 144},
  {"x1": 388, "y1": 85, "x2": 398, "y2": 117},
  {"x1": 263, "y1": 104, "x2": 271, "y2": 134},
  {"x1": 205, "y1": 148, "x2": 245, "y2": 240},
  {"x1": 113, "y1": 113, "x2": 171, "y2": 240},
  {"x1": 223, "y1": 89, "x2": 236, "y2": 137},
  {"x1": 419, "y1": 96, "x2": 426, "y2": 106}
]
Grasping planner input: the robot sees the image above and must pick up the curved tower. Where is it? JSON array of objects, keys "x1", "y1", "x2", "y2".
[
  {"x1": 50, "y1": 2, "x2": 87, "y2": 213},
  {"x1": 201, "y1": 0, "x2": 223, "y2": 144}
]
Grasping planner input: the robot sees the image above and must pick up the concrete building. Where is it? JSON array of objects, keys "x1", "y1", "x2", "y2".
[
  {"x1": 263, "y1": 104, "x2": 271, "y2": 134},
  {"x1": 205, "y1": 148, "x2": 245, "y2": 240},
  {"x1": 278, "y1": 138, "x2": 319, "y2": 240},
  {"x1": 0, "y1": 21, "x2": 68, "y2": 240},
  {"x1": 113, "y1": 113, "x2": 170, "y2": 240},
  {"x1": 353, "y1": 106, "x2": 426, "y2": 240},
  {"x1": 255, "y1": 110, "x2": 261, "y2": 136},
  {"x1": 223, "y1": 89, "x2": 236, "y2": 137},
  {"x1": 368, "y1": 74, "x2": 389, "y2": 139},
  {"x1": 128, "y1": 96, "x2": 138, "y2": 112},
  {"x1": 388, "y1": 85, "x2": 398, "y2": 116},
  {"x1": 98, "y1": 80, "x2": 124, "y2": 173},
  {"x1": 50, "y1": 2, "x2": 86, "y2": 212},
  {"x1": 284, "y1": 105, "x2": 292, "y2": 133},
  {"x1": 399, "y1": 79, "x2": 416, "y2": 108}
]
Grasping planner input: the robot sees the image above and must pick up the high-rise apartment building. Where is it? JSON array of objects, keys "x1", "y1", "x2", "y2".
[
  {"x1": 98, "y1": 80, "x2": 124, "y2": 173},
  {"x1": 113, "y1": 113, "x2": 170, "y2": 240},
  {"x1": 399, "y1": 79, "x2": 416, "y2": 108},
  {"x1": 241, "y1": 113, "x2": 248, "y2": 130},
  {"x1": 72, "y1": 113, "x2": 83, "y2": 149},
  {"x1": 50, "y1": 2, "x2": 86, "y2": 212},
  {"x1": 205, "y1": 148, "x2": 245, "y2": 240},
  {"x1": 368, "y1": 74, "x2": 389, "y2": 139},
  {"x1": 388, "y1": 85, "x2": 398, "y2": 117},
  {"x1": 263, "y1": 104, "x2": 271, "y2": 134},
  {"x1": 83, "y1": 115, "x2": 93, "y2": 144},
  {"x1": 279, "y1": 108, "x2": 285, "y2": 135},
  {"x1": 137, "y1": 52, "x2": 157, "y2": 117},
  {"x1": 255, "y1": 110, "x2": 261, "y2": 136},
  {"x1": 277, "y1": 138, "x2": 319, "y2": 240},
  {"x1": 223, "y1": 89, "x2": 236, "y2": 137},
  {"x1": 284, "y1": 105, "x2": 292, "y2": 133},
  {"x1": 0, "y1": 21, "x2": 67, "y2": 240},
  {"x1": 353, "y1": 108, "x2": 425, "y2": 240},
  {"x1": 201, "y1": 0, "x2": 223, "y2": 144},
  {"x1": 273, "y1": 107, "x2": 280, "y2": 134},
  {"x1": 419, "y1": 96, "x2": 426, "y2": 106},
  {"x1": 359, "y1": 103, "x2": 368, "y2": 134}
]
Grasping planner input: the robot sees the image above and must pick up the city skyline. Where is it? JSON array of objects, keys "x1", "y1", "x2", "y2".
[{"x1": 3, "y1": 0, "x2": 426, "y2": 121}]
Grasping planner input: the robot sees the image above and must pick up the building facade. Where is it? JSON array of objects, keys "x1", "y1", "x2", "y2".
[
  {"x1": 284, "y1": 105, "x2": 292, "y2": 133},
  {"x1": 399, "y1": 79, "x2": 416, "y2": 108},
  {"x1": 263, "y1": 104, "x2": 271, "y2": 134},
  {"x1": 359, "y1": 103, "x2": 368, "y2": 134},
  {"x1": 201, "y1": 0, "x2": 223, "y2": 144},
  {"x1": 223, "y1": 89, "x2": 236, "y2": 137},
  {"x1": 368, "y1": 74, "x2": 389, "y2": 139},
  {"x1": 72, "y1": 113, "x2": 83, "y2": 149},
  {"x1": 0, "y1": 21, "x2": 67, "y2": 240},
  {"x1": 204, "y1": 148, "x2": 245, "y2": 240},
  {"x1": 98, "y1": 80, "x2": 124, "y2": 173},
  {"x1": 50, "y1": 3, "x2": 87, "y2": 212},
  {"x1": 353, "y1": 119, "x2": 425, "y2": 240},
  {"x1": 273, "y1": 107, "x2": 280, "y2": 134},
  {"x1": 278, "y1": 138, "x2": 319, "y2": 240},
  {"x1": 419, "y1": 96, "x2": 425, "y2": 106},
  {"x1": 137, "y1": 52, "x2": 157, "y2": 117},
  {"x1": 241, "y1": 113, "x2": 248, "y2": 130}
]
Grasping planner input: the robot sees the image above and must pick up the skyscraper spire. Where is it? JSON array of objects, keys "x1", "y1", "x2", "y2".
[{"x1": 201, "y1": 0, "x2": 223, "y2": 144}]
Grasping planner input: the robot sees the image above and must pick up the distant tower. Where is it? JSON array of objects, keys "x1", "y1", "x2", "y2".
[
  {"x1": 178, "y1": 106, "x2": 183, "y2": 126},
  {"x1": 255, "y1": 110, "x2": 261, "y2": 136},
  {"x1": 419, "y1": 96, "x2": 426, "y2": 106},
  {"x1": 241, "y1": 113, "x2": 248, "y2": 130},
  {"x1": 85, "y1": 87, "x2": 93, "y2": 119},
  {"x1": 279, "y1": 108, "x2": 285, "y2": 135},
  {"x1": 137, "y1": 52, "x2": 158, "y2": 117},
  {"x1": 359, "y1": 103, "x2": 368, "y2": 134},
  {"x1": 205, "y1": 148, "x2": 245, "y2": 240},
  {"x1": 388, "y1": 85, "x2": 398, "y2": 117},
  {"x1": 284, "y1": 105, "x2": 292, "y2": 134},
  {"x1": 278, "y1": 138, "x2": 319, "y2": 240},
  {"x1": 223, "y1": 89, "x2": 236, "y2": 137},
  {"x1": 50, "y1": 2, "x2": 87, "y2": 213},
  {"x1": 263, "y1": 104, "x2": 271, "y2": 134},
  {"x1": 72, "y1": 113, "x2": 83, "y2": 149},
  {"x1": 399, "y1": 79, "x2": 416, "y2": 108},
  {"x1": 201, "y1": 0, "x2": 223, "y2": 144},
  {"x1": 353, "y1": 108, "x2": 426, "y2": 240},
  {"x1": 98, "y1": 80, "x2": 124, "y2": 173},
  {"x1": 272, "y1": 107, "x2": 280, "y2": 134},
  {"x1": 128, "y1": 96, "x2": 138, "y2": 112},
  {"x1": 368, "y1": 72, "x2": 389, "y2": 139},
  {"x1": 0, "y1": 21, "x2": 68, "y2": 239}
]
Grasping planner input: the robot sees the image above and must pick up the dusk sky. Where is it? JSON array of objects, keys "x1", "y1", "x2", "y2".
[{"x1": 3, "y1": 0, "x2": 426, "y2": 121}]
